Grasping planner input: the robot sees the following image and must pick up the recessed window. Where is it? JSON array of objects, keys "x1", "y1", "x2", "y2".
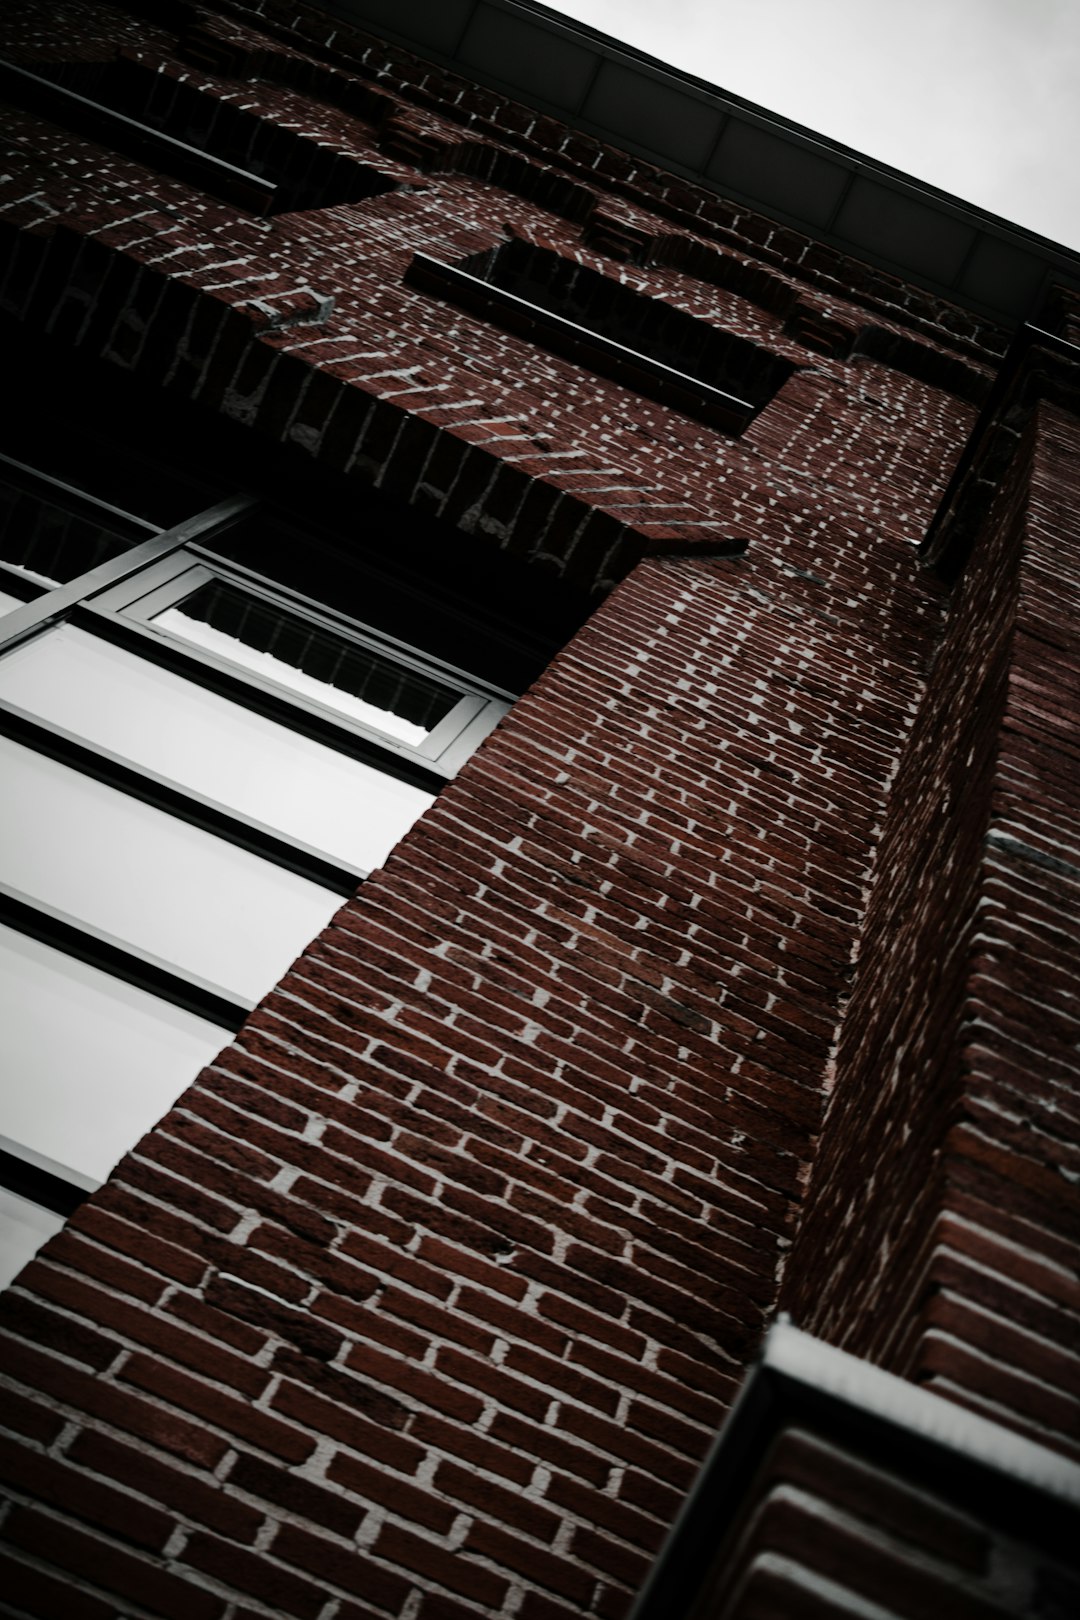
[
  {"x1": 0, "y1": 492, "x2": 128, "y2": 590},
  {"x1": 0, "y1": 56, "x2": 396, "y2": 215},
  {"x1": 405, "y1": 239, "x2": 796, "y2": 432},
  {"x1": 0, "y1": 453, "x2": 155, "y2": 607},
  {"x1": 0, "y1": 463, "x2": 512, "y2": 1286},
  {"x1": 90, "y1": 549, "x2": 507, "y2": 773},
  {"x1": 145, "y1": 576, "x2": 465, "y2": 746}
]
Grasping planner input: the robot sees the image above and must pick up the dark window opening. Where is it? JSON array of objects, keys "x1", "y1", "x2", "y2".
[
  {"x1": 0, "y1": 318, "x2": 596, "y2": 1286},
  {"x1": 2, "y1": 314, "x2": 596, "y2": 694},
  {"x1": 0, "y1": 55, "x2": 396, "y2": 215},
  {"x1": 0, "y1": 468, "x2": 141, "y2": 596},
  {"x1": 156, "y1": 578, "x2": 463, "y2": 738},
  {"x1": 405, "y1": 239, "x2": 796, "y2": 432}
]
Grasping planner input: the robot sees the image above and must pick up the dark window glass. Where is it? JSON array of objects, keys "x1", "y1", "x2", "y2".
[
  {"x1": 0, "y1": 470, "x2": 142, "y2": 590},
  {"x1": 152, "y1": 580, "x2": 462, "y2": 742}
]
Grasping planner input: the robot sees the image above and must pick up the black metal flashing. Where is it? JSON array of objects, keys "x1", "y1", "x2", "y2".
[
  {"x1": 323, "y1": 0, "x2": 1080, "y2": 327},
  {"x1": 0, "y1": 1140, "x2": 95, "y2": 1218},
  {"x1": 404, "y1": 251, "x2": 763, "y2": 432}
]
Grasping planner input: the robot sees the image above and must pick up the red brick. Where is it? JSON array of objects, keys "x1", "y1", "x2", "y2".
[
  {"x1": 0, "y1": 1294, "x2": 117, "y2": 1373},
  {"x1": 338, "y1": 1227, "x2": 456, "y2": 1301},
  {"x1": 0, "y1": 1548, "x2": 117, "y2": 1620},
  {"x1": 227, "y1": 1450, "x2": 366, "y2": 1538},
  {"x1": 409, "y1": 1410, "x2": 535, "y2": 1486},
  {"x1": 0, "y1": 1384, "x2": 67, "y2": 1446},
  {"x1": 487, "y1": 1409, "x2": 615, "y2": 1486},
  {"x1": 345, "y1": 1341, "x2": 485, "y2": 1423},
  {"x1": 381, "y1": 1286, "x2": 497, "y2": 1355},
  {"x1": 537, "y1": 1293, "x2": 646, "y2": 1360},
  {"x1": 435, "y1": 1457, "x2": 560, "y2": 1542},
  {"x1": 517, "y1": 1593, "x2": 587, "y2": 1620},
  {"x1": 437, "y1": 1345, "x2": 555, "y2": 1420},
  {"x1": 274, "y1": 1523, "x2": 413, "y2": 1613},
  {"x1": 547, "y1": 1470, "x2": 664, "y2": 1551},
  {"x1": 503, "y1": 1341, "x2": 621, "y2": 1414},
  {"x1": 164, "y1": 1279, "x2": 273, "y2": 1356},
  {"x1": 416, "y1": 1237, "x2": 530, "y2": 1300},
  {"x1": 2, "y1": 1506, "x2": 225, "y2": 1620},
  {"x1": 269, "y1": 1377, "x2": 421, "y2": 1470},
  {"x1": 67, "y1": 1205, "x2": 208, "y2": 1288},
  {"x1": 375, "y1": 1521, "x2": 510, "y2": 1608},
  {"x1": 570, "y1": 1522, "x2": 652, "y2": 1588},
  {"x1": 0, "y1": 1434, "x2": 174, "y2": 1552},
  {"x1": 30, "y1": 1232, "x2": 169, "y2": 1306},
  {"x1": 326, "y1": 1447, "x2": 454, "y2": 1531},
  {"x1": 186, "y1": 1529, "x2": 328, "y2": 1620},
  {"x1": 416, "y1": 1592, "x2": 500, "y2": 1620},
  {"x1": 466, "y1": 1518, "x2": 595, "y2": 1604},
  {"x1": 320, "y1": 1292, "x2": 433, "y2": 1358},
  {"x1": 556, "y1": 1401, "x2": 700, "y2": 1482},
  {"x1": 618, "y1": 1468, "x2": 683, "y2": 1523},
  {"x1": 203, "y1": 1272, "x2": 345, "y2": 1361},
  {"x1": 23, "y1": 1268, "x2": 268, "y2": 1395},
  {"x1": 68, "y1": 1429, "x2": 263, "y2": 1543},
  {"x1": 119, "y1": 1354, "x2": 314, "y2": 1464},
  {"x1": 625, "y1": 1395, "x2": 713, "y2": 1456},
  {"x1": 0, "y1": 1339, "x2": 229, "y2": 1470}
]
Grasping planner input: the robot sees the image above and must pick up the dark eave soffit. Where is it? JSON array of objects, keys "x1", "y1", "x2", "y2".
[{"x1": 320, "y1": 0, "x2": 1080, "y2": 328}]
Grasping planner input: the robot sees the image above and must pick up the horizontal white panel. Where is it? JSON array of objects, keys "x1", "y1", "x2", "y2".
[
  {"x1": 0, "y1": 923, "x2": 226, "y2": 1183},
  {"x1": 0, "y1": 625, "x2": 435, "y2": 871},
  {"x1": 0, "y1": 1183, "x2": 66, "y2": 1291},
  {"x1": 0, "y1": 734, "x2": 340, "y2": 1003},
  {"x1": 0, "y1": 589, "x2": 25, "y2": 616}
]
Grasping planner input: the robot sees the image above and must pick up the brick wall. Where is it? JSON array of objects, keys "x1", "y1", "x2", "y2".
[
  {"x1": 0, "y1": 3, "x2": 993, "y2": 598},
  {"x1": 3, "y1": 3, "x2": 1075, "y2": 1617},
  {"x1": 783, "y1": 389, "x2": 1080, "y2": 1463},
  {"x1": 0, "y1": 531, "x2": 945, "y2": 1616}
]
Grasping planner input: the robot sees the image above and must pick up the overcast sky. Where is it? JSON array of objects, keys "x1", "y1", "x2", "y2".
[{"x1": 546, "y1": 0, "x2": 1080, "y2": 252}]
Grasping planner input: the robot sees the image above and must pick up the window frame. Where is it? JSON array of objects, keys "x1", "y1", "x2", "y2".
[
  {"x1": 0, "y1": 1134, "x2": 99, "y2": 1218},
  {"x1": 0, "y1": 467, "x2": 513, "y2": 1232},
  {"x1": 87, "y1": 549, "x2": 507, "y2": 775}
]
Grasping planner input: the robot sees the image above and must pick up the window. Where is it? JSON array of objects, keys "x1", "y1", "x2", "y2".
[
  {"x1": 0, "y1": 459, "x2": 511, "y2": 1286},
  {"x1": 0, "y1": 452, "x2": 157, "y2": 609},
  {"x1": 0, "y1": 55, "x2": 395, "y2": 215},
  {"x1": 405, "y1": 239, "x2": 797, "y2": 432}
]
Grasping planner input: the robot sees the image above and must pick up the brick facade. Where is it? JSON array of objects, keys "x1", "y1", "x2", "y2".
[{"x1": 1, "y1": 4, "x2": 1078, "y2": 1618}]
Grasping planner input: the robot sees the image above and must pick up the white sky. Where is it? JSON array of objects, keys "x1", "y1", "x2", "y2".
[{"x1": 546, "y1": 0, "x2": 1080, "y2": 252}]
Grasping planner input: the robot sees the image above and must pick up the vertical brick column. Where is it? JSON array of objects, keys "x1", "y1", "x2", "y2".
[
  {"x1": 784, "y1": 390, "x2": 1080, "y2": 1460},
  {"x1": 926, "y1": 398, "x2": 1080, "y2": 1449}
]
